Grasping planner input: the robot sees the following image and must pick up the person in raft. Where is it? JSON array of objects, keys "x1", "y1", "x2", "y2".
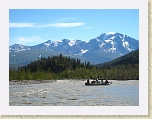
[
  {"x1": 96, "y1": 78, "x2": 100, "y2": 83},
  {"x1": 87, "y1": 79, "x2": 90, "y2": 84},
  {"x1": 105, "y1": 79, "x2": 109, "y2": 84}
]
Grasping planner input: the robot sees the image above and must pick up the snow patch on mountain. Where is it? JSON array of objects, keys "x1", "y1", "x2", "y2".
[
  {"x1": 53, "y1": 40, "x2": 62, "y2": 47},
  {"x1": 109, "y1": 46, "x2": 116, "y2": 53},
  {"x1": 105, "y1": 39, "x2": 112, "y2": 43},
  {"x1": 103, "y1": 32, "x2": 116, "y2": 40},
  {"x1": 68, "y1": 40, "x2": 76, "y2": 46},
  {"x1": 81, "y1": 49, "x2": 88, "y2": 54},
  {"x1": 44, "y1": 40, "x2": 52, "y2": 46},
  {"x1": 122, "y1": 35, "x2": 125, "y2": 42},
  {"x1": 100, "y1": 43, "x2": 105, "y2": 47},
  {"x1": 122, "y1": 41, "x2": 129, "y2": 47},
  {"x1": 106, "y1": 32, "x2": 116, "y2": 35},
  {"x1": 118, "y1": 51, "x2": 123, "y2": 55},
  {"x1": 85, "y1": 40, "x2": 90, "y2": 43},
  {"x1": 109, "y1": 36, "x2": 115, "y2": 40},
  {"x1": 75, "y1": 49, "x2": 88, "y2": 56},
  {"x1": 96, "y1": 38, "x2": 100, "y2": 42},
  {"x1": 44, "y1": 43, "x2": 50, "y2": 47},
  {"x1": 122, "y1": 41, "x2": 132, "y2": 51}
]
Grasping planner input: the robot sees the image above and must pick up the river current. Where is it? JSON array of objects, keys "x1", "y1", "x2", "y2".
[{"x1": 9, "y1": 80, "x2": 139, "y2": 106}]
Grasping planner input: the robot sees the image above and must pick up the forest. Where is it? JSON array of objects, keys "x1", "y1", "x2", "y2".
[{"x1": 9, "y1": 50, "x2": 139, "y2": 81}]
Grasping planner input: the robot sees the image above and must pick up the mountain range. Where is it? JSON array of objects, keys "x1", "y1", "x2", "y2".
[{"x1": 9, "y1": 32, "x2": 139, "y2": 66}]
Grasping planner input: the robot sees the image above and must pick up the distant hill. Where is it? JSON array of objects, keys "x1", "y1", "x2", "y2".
[
  {"x1": 96, "y1": 49, "x2": 139, "y2": 68},
  {"x1": 9, "y1": 49, "x2": 89, "y2": 69}
]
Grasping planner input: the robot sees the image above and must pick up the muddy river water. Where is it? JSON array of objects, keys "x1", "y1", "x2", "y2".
[{"x1": 9, "y1": 80, "x2": 139, "y2": 106}]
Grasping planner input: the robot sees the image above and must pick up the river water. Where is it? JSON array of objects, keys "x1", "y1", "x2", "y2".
[{"x1": 9, "y1": 80, "x2": 139, "y2": 106}]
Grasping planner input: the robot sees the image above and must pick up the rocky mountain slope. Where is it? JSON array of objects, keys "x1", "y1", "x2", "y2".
[{"x1": 9, "y1": 32, "x2": 139, "y2": 65}]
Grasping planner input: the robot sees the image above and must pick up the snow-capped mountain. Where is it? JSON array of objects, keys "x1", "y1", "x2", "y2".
[
  {"x1": 9, "y1": 44, "x2": 30, "y2": 52},
  {"x1": 9, "y1": 32, "x2": 139, "y2": 64},
  {"x1": 91, "y1": 32, "x2": 138, "y2": 55}
]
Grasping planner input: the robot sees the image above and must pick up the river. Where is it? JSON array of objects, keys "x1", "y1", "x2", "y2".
[{"x1": 9, "y1": 80, "x2": 139, "y2": 106}]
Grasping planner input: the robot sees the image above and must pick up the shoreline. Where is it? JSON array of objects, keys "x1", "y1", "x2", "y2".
[
  {"x1": 9, "y1": 80, "x2": 57, "y2": 85},
  {"x1": 9, "y1": 79, "x2": 85, "y2": 85},
  {"x1": 9, "y1": 79, "x2": 138, "y2": 85}
]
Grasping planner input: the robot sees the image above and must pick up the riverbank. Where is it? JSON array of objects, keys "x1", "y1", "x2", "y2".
[
  {"x1": 9, "y1": 78, "x2": 138, "y2": 85},
  {"x1": 9, "y1": 80, "x2": 57, "y2": 85}
]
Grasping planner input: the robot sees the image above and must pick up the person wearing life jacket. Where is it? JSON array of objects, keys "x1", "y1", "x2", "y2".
[
  {"x1": 87, "y1": 79, "x2": 90, "y2": 84},
  {"x1": 105, "y1": 79, "x2": 109, "y2": 84},
  {"x1": 96, "y1": 78, "x2": 100, "y2": 83}
]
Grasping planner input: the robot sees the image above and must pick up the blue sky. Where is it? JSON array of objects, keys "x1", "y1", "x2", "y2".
[{"x1": 9, "y1": 9, "x2": 139, "y2": 46}]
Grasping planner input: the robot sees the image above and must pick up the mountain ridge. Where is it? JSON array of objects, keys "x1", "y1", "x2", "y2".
[{"x1": 9, "y1": 32, "x2": 139, "y2": 65}]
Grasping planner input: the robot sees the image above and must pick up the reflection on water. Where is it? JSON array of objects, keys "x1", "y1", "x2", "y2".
[{"x1": 9, "y1": 80, "x2": 139, "y2": 106}]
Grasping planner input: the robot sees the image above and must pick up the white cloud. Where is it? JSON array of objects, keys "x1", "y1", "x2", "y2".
[
  {"x1": 9, "y1": 23, "x2": 35, "y2": 28},
  {"x1": 14, "y1": 36, "x2": 45, "y2": 46},
  {"x1": 50, "y1": 22, "x2": 84, "y2": 27},
  {"x1": 9, "y1": 22, "x2": 84, "y2": 28}
]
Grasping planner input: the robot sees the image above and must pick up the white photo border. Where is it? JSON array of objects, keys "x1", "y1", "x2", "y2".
[{"x1": 0, "y1": 0, "x2": 148, "y2": 115}]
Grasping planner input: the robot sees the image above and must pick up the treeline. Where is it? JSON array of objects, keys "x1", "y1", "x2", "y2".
[
  {"x1": 98, "y1": 64, "x2": 139, "y2": 80},
  {"x1": 18, "y1": 54, "x2": 92, "y2": 73},
  {"x1": 9, "y1": 54, "x2": 139, "y2": 81}
]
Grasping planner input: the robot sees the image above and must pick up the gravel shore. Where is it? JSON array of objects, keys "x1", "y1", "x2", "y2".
[{"x1": 9, "y1": 80, "x2": 57, "y2": 85}]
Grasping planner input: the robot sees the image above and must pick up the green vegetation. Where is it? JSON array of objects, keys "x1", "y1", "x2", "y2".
[
  {"x1": 9, "y1": 49, "x2": 89, "y2": 68},
  {"x1": 96, "y1": 49, "x2": 139, "y2": 80},
  {"x1": 9, "y1": 49, "x2": 139, "y2": 81}
]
